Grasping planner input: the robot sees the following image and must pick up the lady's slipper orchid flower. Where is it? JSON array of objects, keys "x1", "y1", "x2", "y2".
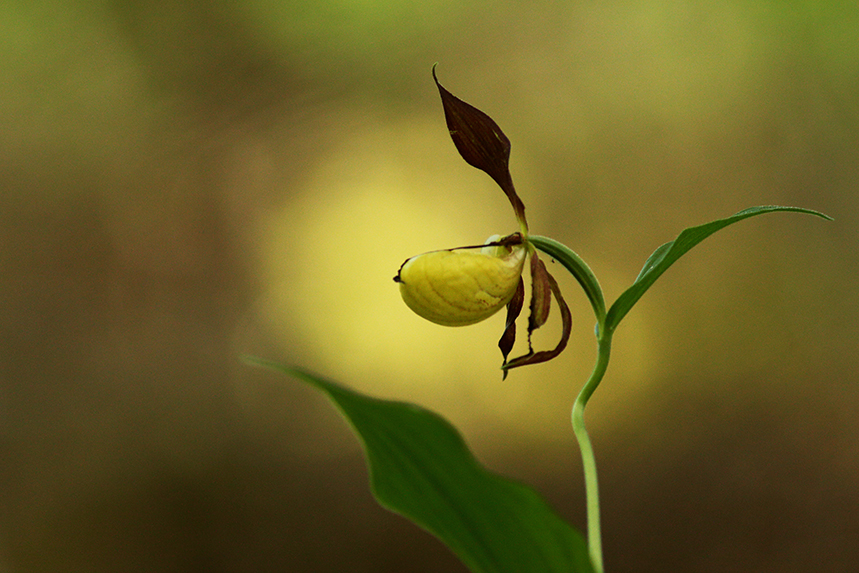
[
  {"x1": 395, "y1": 233, "x2": 527, "y2": 327},
  {"x1": 395, "y1": 66, "x2": 572, "y2": 378}
]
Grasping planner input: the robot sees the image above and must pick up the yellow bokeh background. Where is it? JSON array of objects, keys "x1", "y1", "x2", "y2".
[{"x1": 2, "y1": 1, "x2": 857, "y2": 571}]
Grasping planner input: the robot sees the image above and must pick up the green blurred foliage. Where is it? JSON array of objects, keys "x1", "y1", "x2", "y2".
[{"x1": 1, "y1": 1, "x2": 856, "y2": 571}]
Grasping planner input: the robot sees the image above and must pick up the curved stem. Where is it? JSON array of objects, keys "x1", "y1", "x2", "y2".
[
  {"x1": 529, "y1": 235, "x2": 610, "y2": 571},
  {"x1": 573, "y1": 330, "x2": 612, "y2": 573},
  {"x1": 528, "y1": 235, "x2": 606, "y2": 330}
]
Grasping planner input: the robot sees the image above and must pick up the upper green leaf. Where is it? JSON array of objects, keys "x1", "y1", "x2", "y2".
[
  {"x1": 605, "y1": 205, "x2": 832, "y2": 332},
  {"x1": 245, "y1": 357, "x2": 594, "y2": 573}
]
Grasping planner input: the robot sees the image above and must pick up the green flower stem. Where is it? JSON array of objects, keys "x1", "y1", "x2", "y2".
[
  {"x1": 531, "y1": 235, "x2": 608, "y2": 573},
  {"x1": 528, "y1": 235, "x2": 606, "y2": 329},
  {"x1": 573, "y1": 330, "x2": 611, "y2": 573},
  {"x1": 530, "y1": 207, "x2": 832, "y2": 572}
]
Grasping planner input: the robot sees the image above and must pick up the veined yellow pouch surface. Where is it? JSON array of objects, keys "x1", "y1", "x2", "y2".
[{"x1": 395, "y1": 237, "x2": 526, "y2": 326}]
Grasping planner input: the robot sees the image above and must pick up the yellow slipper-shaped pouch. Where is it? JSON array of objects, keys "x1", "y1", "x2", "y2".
[{"x1": 395, "y1": 235, "x2": 526, "y2": 326}]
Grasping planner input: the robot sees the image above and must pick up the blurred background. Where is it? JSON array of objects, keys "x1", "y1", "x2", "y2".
[{"x1": 1, "y1": 1, "x2": 856, "y2": 571}]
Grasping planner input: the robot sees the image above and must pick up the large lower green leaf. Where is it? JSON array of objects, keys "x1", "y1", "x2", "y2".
[
  {"x1": 605, "y1": 205, "x2": 831, "y2": 332},
  {"x1": 245, "y1": 357, "x2": 594, "y2": 573}
]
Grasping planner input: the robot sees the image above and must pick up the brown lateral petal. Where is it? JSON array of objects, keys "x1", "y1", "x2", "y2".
[
  {"x1": 501, "y1": 267, "x2": 572, "y2": 373},
  {"x1": 527, "y1": 253, "x2": 552, "y2": 342},
  {"x1": 432, "y1": 65, "x2": 528, "y2": 229},
  {"x1": 498, "y1": 277, "x2": 525, "y2": 380}
]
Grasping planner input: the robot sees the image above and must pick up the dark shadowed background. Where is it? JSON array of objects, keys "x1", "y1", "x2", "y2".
[{"x1": 2, "y1": 1, "x2": 857, "y2": 571}]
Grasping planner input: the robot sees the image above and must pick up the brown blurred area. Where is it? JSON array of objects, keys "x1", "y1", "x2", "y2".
[{"x1": 1, "y1": 1, "x2": 857, "y2": 571}]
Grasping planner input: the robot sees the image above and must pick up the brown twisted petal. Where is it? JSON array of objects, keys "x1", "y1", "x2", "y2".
[{"x1": 501, "y1": 261, "x2": 572, "y2": 373}]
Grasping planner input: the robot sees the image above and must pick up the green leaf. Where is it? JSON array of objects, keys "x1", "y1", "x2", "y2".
[
  {"x1": 244, "y1": 357, "x2": 594, "y2": 573},
  {"x1": 605, "y1": 205, "x2": 832, "y2": 332}
]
